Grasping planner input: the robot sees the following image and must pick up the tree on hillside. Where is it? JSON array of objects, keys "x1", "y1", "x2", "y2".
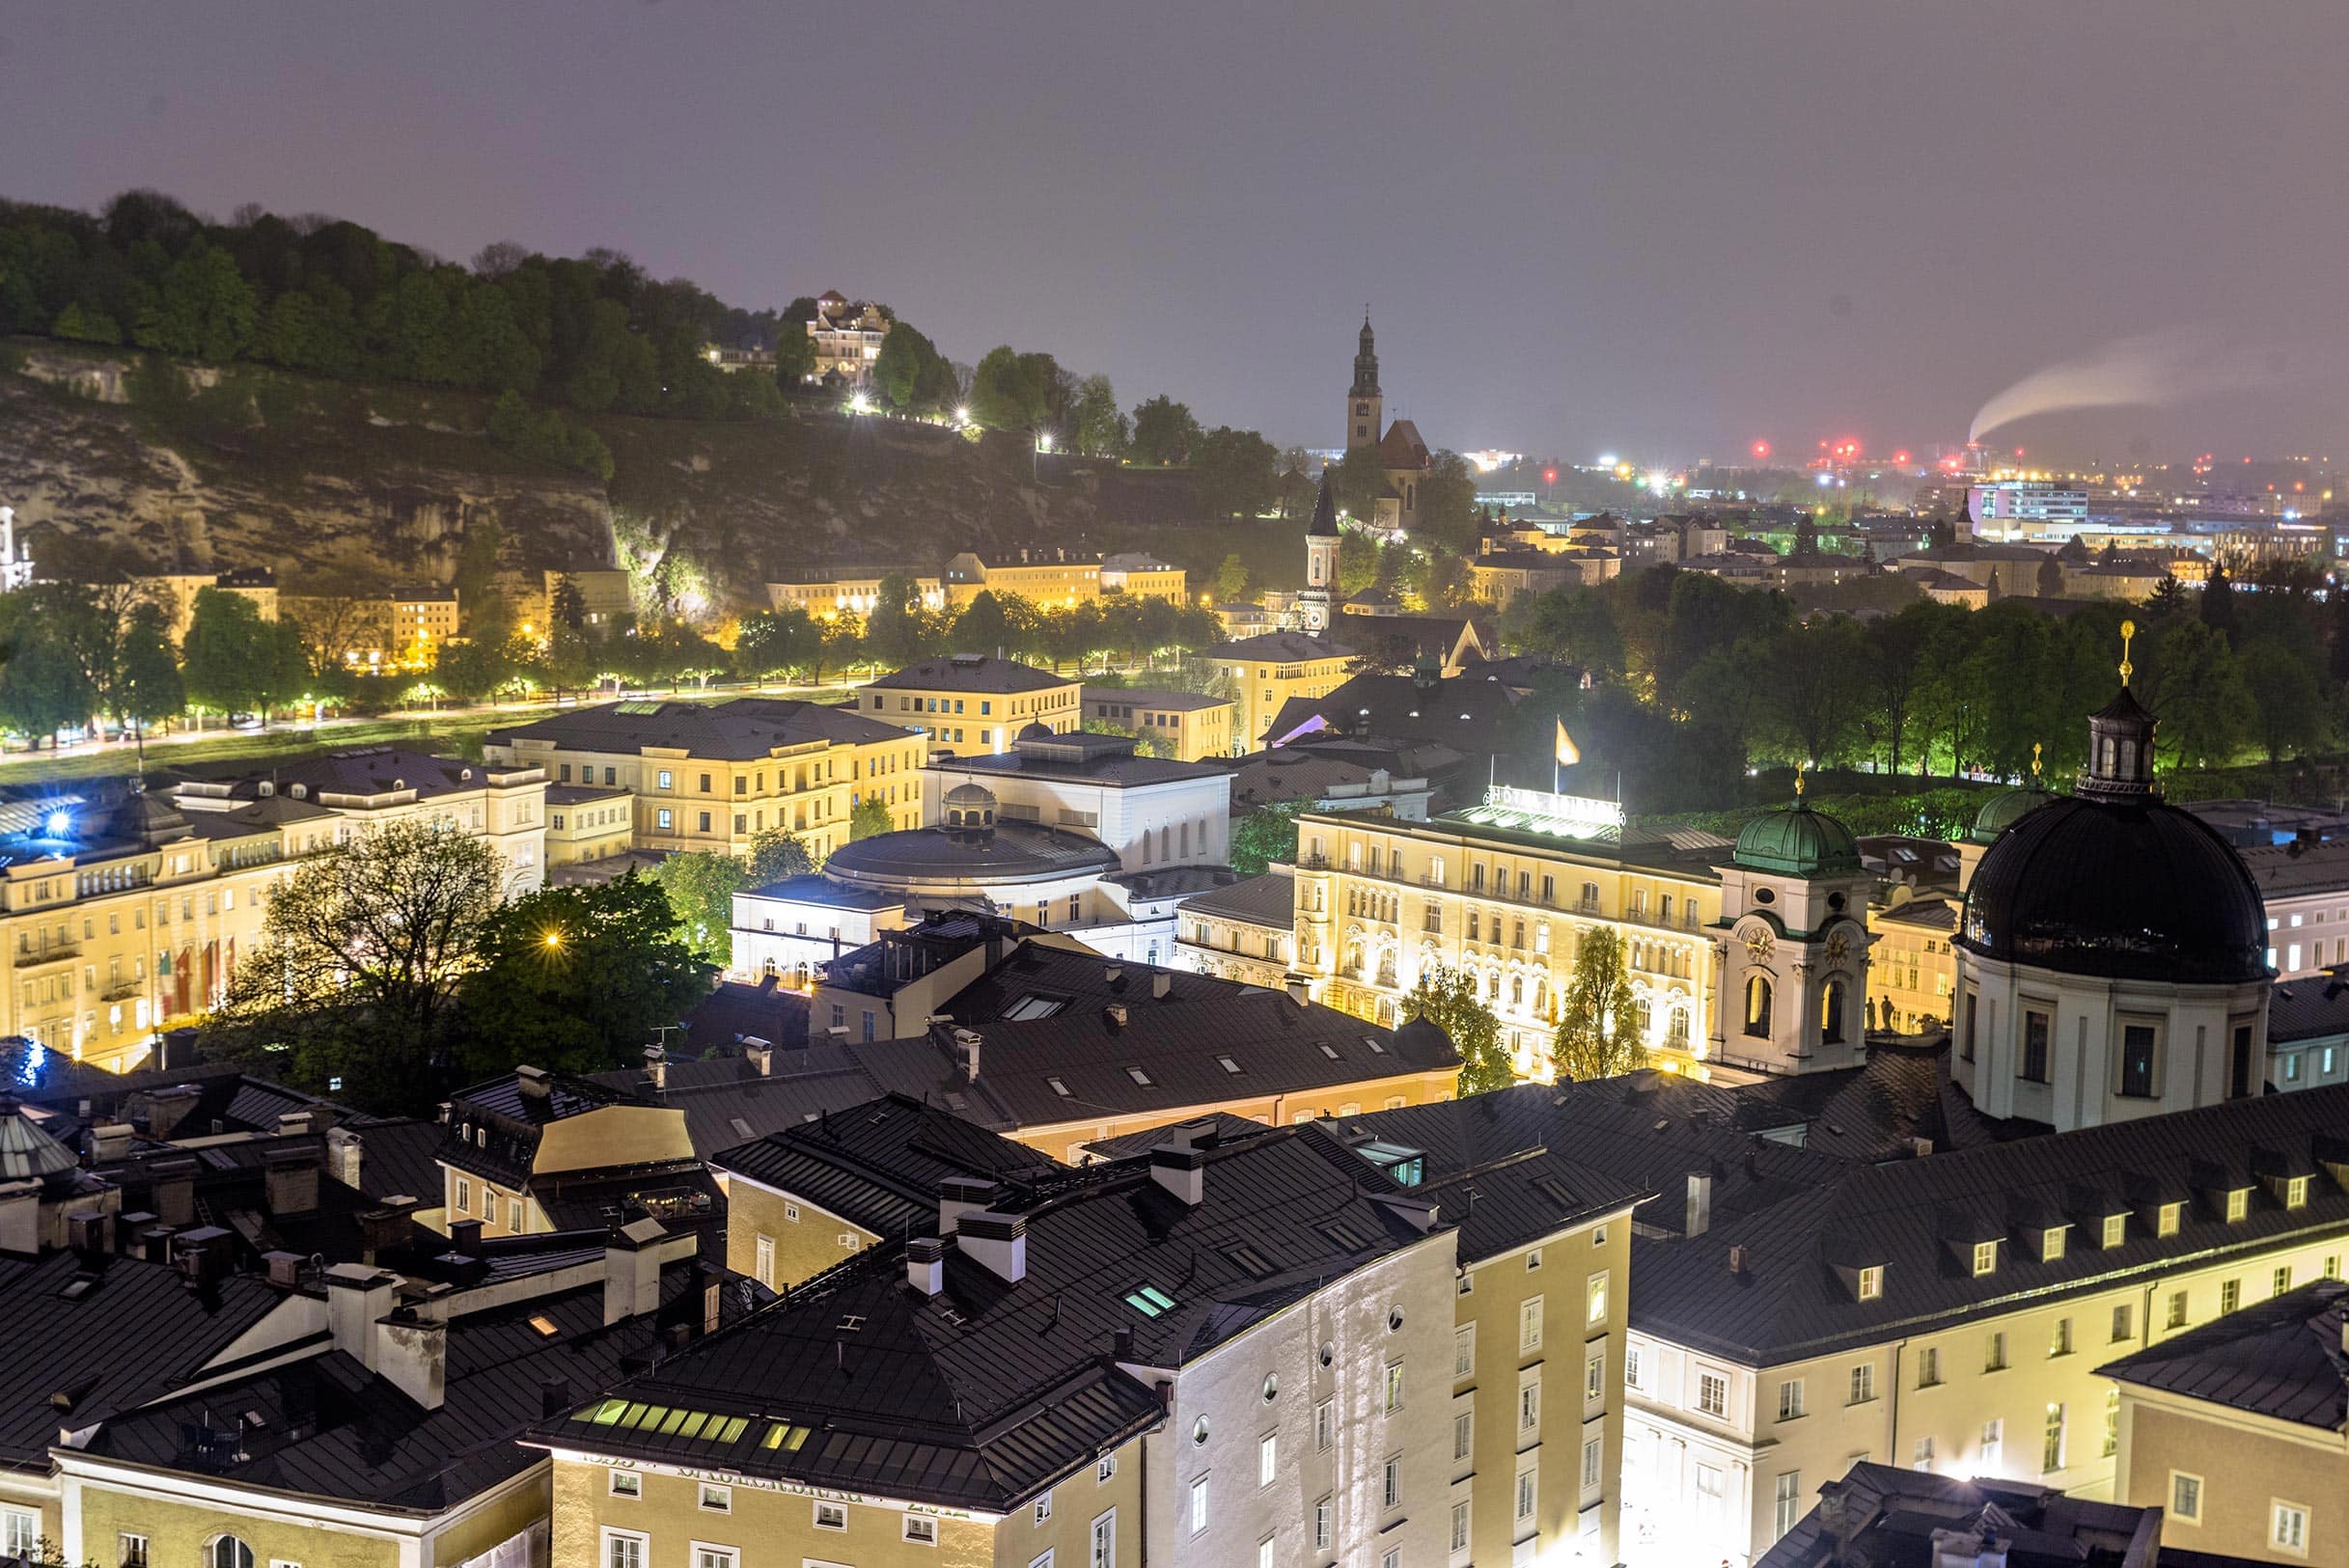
[
  {"x1": 1327, "y1": 446, "x2": 1387, "y2": 524},
  {"x1": 1414, "y1": 452, "x2": 1480, "y2": 555},
  {"x1": 1192, "y1": 426, "x2": 1280, "y2": 520},
  {"x1": 1071, "y1": 374, "x2": 1128, "y2": 457},
  {"x1": 1128, "y1": 395, "x2": 1202, "y2": 467},
  {"x1": 113, "y1": 603, "x2": 185, "y2": 762},
  {"x1": 207, "y1": 819, "x2": 505, "y2": 1108},
  {"x1": 456, "y1": 875, "x2": 713, "y2": 1078},
  {"x1": 2200, "y1": 561, "x2": 2239, "y2": 638},
  {"x1": 968, "y1": 345, "x2": 1059, "y2": 430},
  {"x1": 1552, "y1": 927, "x2": 1647, "y2": 1082},
  {"x1": 1404, "y1": 961, "x2": 1512, "y2": 1096},
  {"x1": 1215, "y1": 553, "x2": 1249, "y2": 602},
  {"x1": 2242, "y1": 639, "x2": 2325, "y2": 768}
]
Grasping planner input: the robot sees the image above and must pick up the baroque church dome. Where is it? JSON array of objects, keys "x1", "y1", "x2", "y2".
[
  {"x1": 1958, "y1": 682, "x2": 2266, "y2": 985},
  {"x1": 1732, "y1": 800, "x2": 1862, "y2": 878}
]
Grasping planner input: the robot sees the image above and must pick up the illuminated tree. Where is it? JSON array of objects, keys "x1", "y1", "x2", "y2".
[
  {"x1": 1552, "y1": 928, "x2": 1647, "y2": 1083},
  {"x1": 1404, "y1": 961, "x2": 1510, "y2": 1096}
]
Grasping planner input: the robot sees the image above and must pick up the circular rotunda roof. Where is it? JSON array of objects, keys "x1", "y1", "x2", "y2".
[{"x1": 1732, "y1": 803, "x2": 1862, "y2": 877}]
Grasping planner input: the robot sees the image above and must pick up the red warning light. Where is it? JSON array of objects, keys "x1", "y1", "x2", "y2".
[
  {"x1": 2014, "y1": 448, "x2": 2027, "y2": 459},
  {"x1": 1542, "y1": 467, "x2": 1558, "y2": 485},
  {"x1": 1751, "y1": 440, "x2": 1771, "y2": 460},
  {"x1": 1893, "y1": 449, "x2": 1911, "y2": 465}
]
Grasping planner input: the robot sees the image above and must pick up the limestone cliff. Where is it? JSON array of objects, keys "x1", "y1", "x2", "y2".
[{"x1": 0, "y1": 341, "x2": 1196, "y2": 606}]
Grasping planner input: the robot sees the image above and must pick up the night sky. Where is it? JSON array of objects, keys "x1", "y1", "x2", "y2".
[{"x1": 8, "y1": 1, "x2": 2345, "y2": 462}]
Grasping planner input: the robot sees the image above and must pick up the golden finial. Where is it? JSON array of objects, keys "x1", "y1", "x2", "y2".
[
  {"x1": 1794, "y1": 760, "x2": 1808, "y2": 799},
  {"x1": 2031, "y1": 742, "x2": 2043, "y2": 782},
  {"x1": 2118, "y1": 619, "x2": 2137, "y2": 687}
]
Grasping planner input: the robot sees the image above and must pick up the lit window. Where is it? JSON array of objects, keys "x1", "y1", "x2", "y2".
[
  {"x1": 1857, "y1": 1265, "x2": 1883, "y2": 1300},
  {"x1": 1972, "y1": 1240, "x2": 1997, "y2": 1276}
]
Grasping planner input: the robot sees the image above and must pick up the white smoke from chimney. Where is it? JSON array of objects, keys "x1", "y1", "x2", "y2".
[{"x1": 1968, "y1": 328, "x2": 2296, "y2": 444}]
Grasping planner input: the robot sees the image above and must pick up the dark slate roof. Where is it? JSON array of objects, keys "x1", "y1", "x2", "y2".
[
  {"x1": 1323, "y1": 1090, "x2": 1653, "y2": 1261},
  {"x1": 2235, "y1": 837, "x2": 2349, "y2": 897},
  {"x1": 17, "y1": 1060, "x2": 332, "y2": 1144},
  {"x1": 1261, "y1": 671, "x2": 1518, "y2": 749},
  {"x1": 1176, "y1": 870, "x2": 1295, "y2": 927},
  {"x1": 1756, "y1": 1464, "x2": 2162, "y2": 1568},
  {"x1": 676, "y1": 980, "x2": 812, "y2": 1053},
  {"x1": 1082, "y1": 688, "x2": 1229, "y2": 713},
  {"x1": 484, "y1": 698, "x2": 908, "y2": 760},
  {"x1": 2270, "y1": 973, "x2": 2349, "y2": 1044},
  {"x1": 172, "y1": 749, "x2": 534, "y2": 804},
  {"x1": 0, "y1": 1251, "x2": 289, "y2": 1472},
  {"x1": 590, "y1": 1051, "x2": 890, "y2": 1165},
  {"x1": 341, "y1": 1116, "x2": 452, "y2": 1205},
  {"x1": 1205, "y1": 632, "x2": 1355, "y2": 663},
  {"x1": 1632, "y1": 1082, "x2": 2349, "y2": 1367},
  {"x1": 709, "y1": 1093, "x2": 1055, "y2": 1237},
  {"x1": 849, "y1": 957, "x2": 1458, "y2": 1131},
  {"x1": 528, "y1": 1128, "x2": 1436, "y2": 1510},
  {"x1": 864, "y1": 655, "x2": 1069, "y2": 694},
  {"x1": 2095, "y1": 1278, "x2": 2349, "y2": 1431},
  {"x1": 822, "y1": 819, "x2": 1122, "y2": 883},
  {"x1": 87, "y1": 1252, "x2": 769, "y2": 1510}
]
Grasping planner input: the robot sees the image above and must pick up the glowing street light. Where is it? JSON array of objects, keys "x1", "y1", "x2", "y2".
[{"x1": 542, "y1": 930, "x2": 564, "y2": 949}]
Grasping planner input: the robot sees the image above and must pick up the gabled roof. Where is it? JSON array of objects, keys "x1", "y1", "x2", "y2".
[
  {"x1": 484, "y1": 698, "x2": 908, "y2": 761},
  {"x1": 1631, "y1": 1081, "x2": 2349, "y2": 1366},
  {"x1": 1206, "y1": 632, "x2": 1355, "y2": 663},
  {"x1": 1176, "y1": 870, "x2": 1295, "y2": 927},
  {"x1": 2096, "y1": 1278, "x2": 2348, "y2": 1431},
  {"x1": 2270, "y1": 972, "x2": 2349, "y2": 1045},
  {"x1": 1261, "y1": 670, "x2": 1517, "y2": 748},
  {"x1": 0, "y1": 1251, "x2": 290, "y2": 1472},
  {"x1": 1378, "y1": 419, "x2": 1430, "y2": 471},
  {"x1": 710, "y1": 1093, "x2": 1055, "y2": 1238},
  {"x1": 526, "y1": 1128, "x2": 1438, "y2": 1510},
  {"x1": 865, "y1": 655, "x2": 1070, "y2": 694}
]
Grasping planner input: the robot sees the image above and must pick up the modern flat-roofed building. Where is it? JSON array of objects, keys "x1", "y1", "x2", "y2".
[
  {"x1": 858, "y1": 652, "x2": 1080, "y2": 755},
  {"x1": 482, "y1": 697, "x2": 924, "y2": 862}
]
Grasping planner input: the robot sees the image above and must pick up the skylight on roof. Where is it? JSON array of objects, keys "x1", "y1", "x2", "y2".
[
  {"x1": 1218, "y1": 1056, "x2": 1243, "y2": 1074},
  {"x1": 1123, "y1": 1284, "x2": 1179, "y2": 1317},
  {"x1": 1049, "y1": 1077, "x2": 1071, "y2": 1096},
  {"x1": 1003, "y1": 993, "x2": 1069, "y2": 1021},
  {"x1": 761, "y1": 1422, "x2": 812, "y2": 1452},
  {"x1": 1318, "y1": 1043, "x2": 1341, "y2": 1060},
  {"x1": 730, "y1": 1117, "x2": 755, "y2": 1140},
  {"x1": 527, "y1": 1313, "x2": 560, "y2": 1337},
  {"x1": 576, "y1": 1402, "x2": 750, "y2": 1444},
  {"x1": 1364, "y1": 1036, "x2": 1386, "y2": 1054},
  {"x1": 1126, "y1": 1066, "x2": 1155, "y2": 1087}
]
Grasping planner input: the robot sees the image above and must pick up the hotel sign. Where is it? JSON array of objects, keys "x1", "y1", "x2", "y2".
[{"x1": 1480, "y1": 784, "x2": 1625, "y2": 839}]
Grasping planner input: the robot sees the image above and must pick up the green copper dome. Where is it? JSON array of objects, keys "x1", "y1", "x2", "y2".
[
  {"x1": 1733, "y1": 802, "x2": 1863, "y2": 877},
  {"x1": 1970, "y1": 784, "x2": 2059, "y2": 844}
]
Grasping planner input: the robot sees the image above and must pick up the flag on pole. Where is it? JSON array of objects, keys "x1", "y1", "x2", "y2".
[{"x1": 1555, "y1": 720, "x2": 1580, "y2": 767}]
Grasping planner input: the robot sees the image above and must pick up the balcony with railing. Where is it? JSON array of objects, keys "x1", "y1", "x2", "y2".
[{"x1": 13, "y1": 939, "x2": 80, "y2": 970}]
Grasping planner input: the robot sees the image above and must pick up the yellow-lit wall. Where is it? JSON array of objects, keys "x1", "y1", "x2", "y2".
[
  {"x1": 1214, "y1": 653, "x2": 1351, "y2": 754},
  {"x1": 722, "y1": 1177, "x2": 876, "y2": 1289},
  {"x1": 2116, "y1": 1392, "x2": 2343, "y2": 1565}
]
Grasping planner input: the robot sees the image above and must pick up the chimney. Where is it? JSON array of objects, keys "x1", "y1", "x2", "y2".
[
  {"x1": 325, "y1": 1125, "x2": 363, "y2": 1190},
  {"x1": 135, "y1": 1224, "x2": 177, "y2": 1264},
  {"x1": 148, "y1": 1157, "x2": 198, "y2": 1227},
  {"x1": 324, "y1": 1264, "x2": 400, "y2": 1367},
  {"x1": 1112, "y1": 1326, "x2": 1136, "y2": 1362},
  {"x1": 1147, "y1": 1145, "x2": 1205, "y2": 1206},
  {"x1": 514, "y1": 1065, "x2": 553, "y2": 1101},
  {"x1": 742, "y1": 1036, "x2": 774, "y2": 1077},
  {"x1": 173, "y1": 1227, "x2": 235, "y2": 1293},
  {"x1": 113, "y1": 1210, "x2": 155, "y2": 1257},
  {"x1": 603, "y1": 1218, "x2": 668, "y2": 1326},
  {"x1": 1686, "y1": 1171, "x2": 1713, "y2": 1237},
  {"x1": 448, "y1": 1219, "x2": 484, "y2": 1256},
  {"x1": 66, "y1": 1209, "x2": 108, "y2": 1257},
  {"x1": 906, "y1": 1236, "x2": 945, "y2": 1296},
  {"x1": 374, "y1": 1309, "x2": 448, "y2": 1410},
  {"x1": 263, "y1": 1146, "x2": 320, "y2": 1218},
  {"x1": 952, "y1": 1028, "x2": 982, "y2": 1082},
  {"x1": 1104, "y1": 965, "x2": 1123, "y2": 988},
  {"x1": 275, "y1": 1110, "x2": 316, "y2": 1137},
  {"x1": 1285, "y1": 977, "x2": 1311, "y2": 1007},
  {"x1": 263, "y1": 1250, "x2": 306, "y2": 1288},
  {"x1": 644, "y1": 1045, "x2": 668, "y2": 1091},
  {"x1": 90, "y1": 1122, "x2": 135, "y2": 1164},
  {"x1": 957, "y1": 1211, "x2": 1027, "y2": 1284},
  {"x1": 359, "y1": 1196, "x2": 421, "y2": 1263},
  {"x1": 1104, "y1": 1004, "x2": 1128, "y2": 1030},
  {"x1": 142, "y1": 1085, "x2": 202, "y2": 1142},
  {"x1": 540, "y1": 1377, "x2": 572, "y2": 1418},
  {"x1": 696, "y1": 1259, "x2": 723, "y2": 1334},
  {"x1": 1728, "y1": 1244, "x2": 1750, "y2": 1277},
  {"x1": 1151, "y1": 971, "x2": 1172, "y2": 1001},
  {"x1": 938, "y1": 1177, "x2": 998, "y2": 1236}
]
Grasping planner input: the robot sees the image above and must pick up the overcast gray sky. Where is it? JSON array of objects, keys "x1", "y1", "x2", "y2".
[{"x1": 6, "y1": 0, "x2": 2344, "y2": 462}]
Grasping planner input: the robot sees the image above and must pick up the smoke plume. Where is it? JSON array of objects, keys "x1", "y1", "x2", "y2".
[{"x1": 1968, "y1": 328, "x2": 2294, "y2": 443}]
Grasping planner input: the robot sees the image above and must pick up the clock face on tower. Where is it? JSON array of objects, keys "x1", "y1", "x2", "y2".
[
  {"x1": 1743, "y1": 925, "x2": 1775, "y2": 961},
  {"x1": 1824, "y1": 930, "x2": 1851, "y2": 966}
]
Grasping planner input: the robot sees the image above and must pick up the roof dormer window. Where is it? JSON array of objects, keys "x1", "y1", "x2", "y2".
[
  {"x1": 2101, "y1": 1213, "x2": 2126, "y2": 1249},
  {"x1": 1971, "y1": 1241, "x2": 1998, "y2": 1277},
  {"x1": 2224, "y1": 1188, "x2": 2250, "y2": 1223},
  {"x1": 2040, "y1": 1227, "x2": 2066, "y2": 1263},
  {"x1": 2286, "y1": 1175, "x2": 2311, "y2": 1210},
  {"x1": 2157, "y1": 1202, "x2": 2182, "y2": 1238},
  {"x1": 1857, "y1": 1266, "x2": 1884, "y2": 1301}
]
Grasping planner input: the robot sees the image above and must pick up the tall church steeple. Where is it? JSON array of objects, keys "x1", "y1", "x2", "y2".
[{"x1": 1346, "y1": 309, "x2": 1383, "y2": 452}]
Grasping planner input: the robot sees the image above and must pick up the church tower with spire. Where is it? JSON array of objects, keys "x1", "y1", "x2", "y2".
[
  {"x1": 1346, "y1": 310, "x2": 1383, "y2": 452},
  {"x1": 1300, "y1": 474, "x2": 1340, "y2": 633}
]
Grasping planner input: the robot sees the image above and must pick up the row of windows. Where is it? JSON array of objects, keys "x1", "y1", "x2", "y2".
[{"x1": 2169, "y1": 1472, "x2": 2315, "y2": 1556}]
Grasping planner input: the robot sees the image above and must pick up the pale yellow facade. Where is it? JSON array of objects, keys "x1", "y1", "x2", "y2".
[
  {"x1": 719, "y1": 1171, "x2": 876, "y2": 1291},
  {"x1": 59, "y1": 1454, "x2": 548, "y2": 1568},
  {"x1": 764, "y1": 575, "x2": 945, "y2": 618},
  {"x1": 859, "y1": 678, "x2": 1080, "y2": 756},
  {"x1": 135, "y1": 573, "x2": 280, "y2": 645},
  {"x1": 1866, "y1": 895, "x2": 1957, "y2": 1033},
  {"x1": 1211, "y1": 646, "x2": 1353, "y2": 755},
  {"x1": 1097, "y1": 563, "x2": 1190, "y2": 603},
  {"x1": 941, "y1": 554, "x2": 1101, "y2": 611},
  {"x1": 392, "y1": 591, "x2": 461, "y2": 668},
  {"x1": 1180, "y1": 906, "x2": 1292, "y2": 989},
  {"x1": 1451, "y1": 1206, "x2": 1639, "y2": 1568},
  {"x1": 1081, "y1": 693, "x2": 1233, "y2": 762},
  {"x1": 544, "y1": 790, "x2": 635, "y2": 870},
  {"x1": 1288, "y1": 812, "x2": 1724, "y2": 1079},
  {"x1": 443, "y1": 1102, "x2": 699, "y2": 1240},
  {"x1": 1625, "y1": 1229, "x2": 2349, "y2": 1567},
  {"x1": 486, "y1": 729, "x2": 926, "y2": 864},
  {"x1": 2114, "y1": 1384, "x2": 2343, "y2": 1565},
  {"x1": 548, "y1": 1435, "x2": 1145, "y2": 1568}
]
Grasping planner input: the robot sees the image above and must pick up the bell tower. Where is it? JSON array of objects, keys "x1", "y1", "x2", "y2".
[
  {"x1": 1346, "y1": 310, "x2": 1383, "y2": 452},
  {"x1": 1300, "y1": 475, "x2": 1340, "y2": 634}
]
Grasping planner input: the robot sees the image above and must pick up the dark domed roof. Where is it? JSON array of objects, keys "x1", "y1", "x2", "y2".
[
  {"x1": 1393, "y1": 1014, "x2": 1453, "y2": 1058},
  {"x1": 1970, "y1": 783, "x2": 2060, "y2": 844},
  {"x1": 1016, "y1": 721, "x2": 1054, "y2": 741},
  {"x1": 943, "y1": 780, "x2": 995, "y2": 807},
  {"x1": 1958, "y1": 796, "x2": 2267, "y2": 983},
  {"x1": 1733, "y1": 803, "x2": 1862, "y2": 877}
]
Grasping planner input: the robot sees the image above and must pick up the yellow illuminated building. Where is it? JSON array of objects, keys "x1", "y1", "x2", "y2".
[{"x1": 1206, "y1": 631, "x2": 1356, "y2": 756}]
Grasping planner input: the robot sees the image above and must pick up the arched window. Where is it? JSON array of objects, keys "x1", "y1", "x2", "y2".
[
  {"x1": 1667, "y1": 1005, "x2": 1690, "y2": 1046},
  {"x1": 210, "y1": 1539, "x2": 256, "y2": 1568},
  {"x1": 1745, "y1": 976, "x2": 1773, "y2": 1038},
  {"x1": 1534, "y1": 977, "x2": 1548, "y2": 1016},
  {"x1": 1376, "y1": 948, "x2": 1397, "y2": 987},
  {"x1": 1635, "y1": 996, "x2": 1653, "y2": 1036},
  {"x1": 1510, "y1": 976, "x2": 1524, "y2": 1006},
  {"x1": 1821, "y1": 979, "x2": 1847, "y2": 1045}
]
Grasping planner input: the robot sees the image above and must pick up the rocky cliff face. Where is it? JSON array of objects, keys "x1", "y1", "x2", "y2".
[{"x1": 0, "y1": 341, "x2": 1196, "y2": 607}]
